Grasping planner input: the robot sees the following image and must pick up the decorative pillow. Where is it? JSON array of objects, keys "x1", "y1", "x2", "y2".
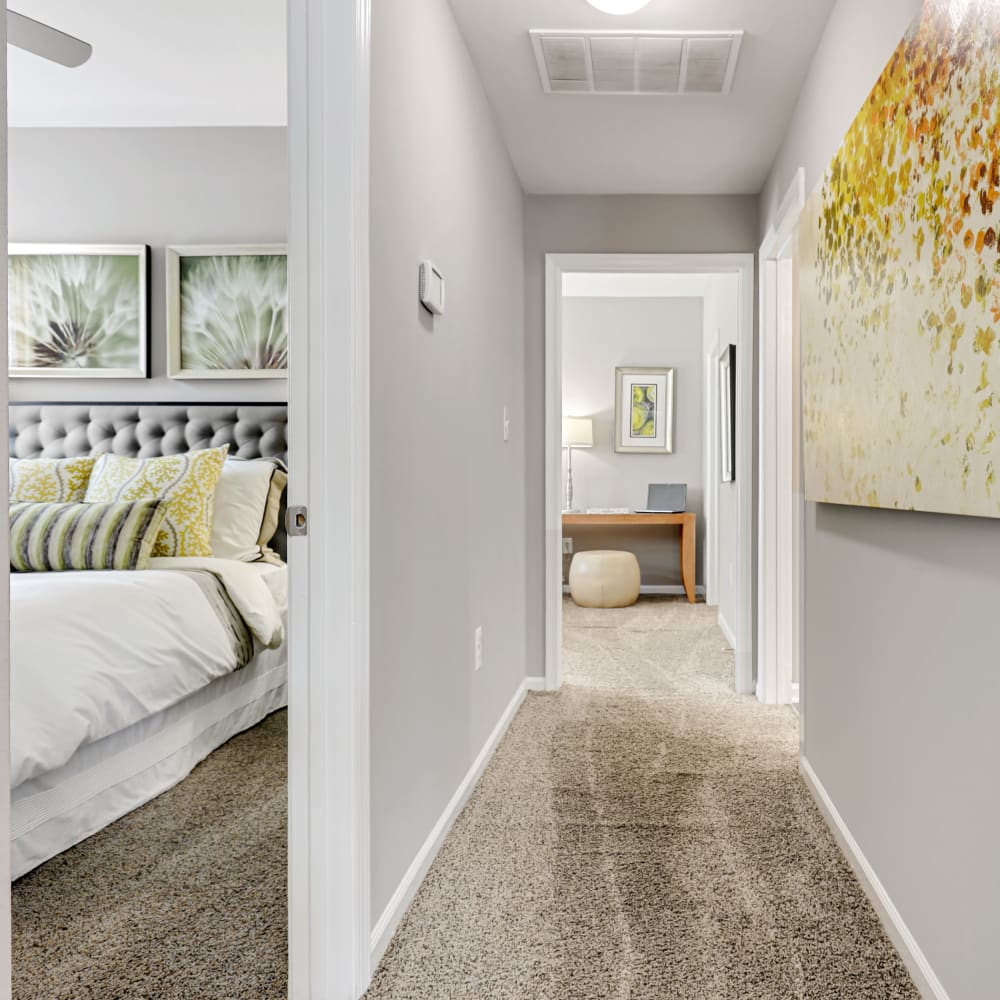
[
  {"x1": 9, "y1": 456, "x2": 97, "y2": 503},
  {"x1": 211, "y1": 457, "x2": 288, "y2": 563},
  {"x1": 84, "y1": 445, "x2": 229, "y2": 557},
  {"x1": 10, "y1": 500, "x2": 167, "y2": 572}
]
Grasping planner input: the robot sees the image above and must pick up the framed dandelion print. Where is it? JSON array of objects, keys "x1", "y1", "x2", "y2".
[
  {"x1": 8, "y1": 244, "x2": 150, "y2": 378},
  {"x1": 614, "y1": 366, "x2": 675, "y2": 454},
  {"x1": 167, "y1": 244, "x2": 288, "y2": 379}
]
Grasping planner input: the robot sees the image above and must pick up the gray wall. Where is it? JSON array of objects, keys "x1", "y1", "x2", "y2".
[
  {"x1": 7, "y1": 127, "x2": 288, "y2": 403},
  {"x1": 369, "y1": 0, "x2": 527, "y2": 924},
  {"x1": 561, "y1": 295, "x2": 705, "y2": 588},
  {"x1": 524, "y1": 195, "x2": 760, "y2": 670},
  {"x1": 761, "y1": 2, "x2": 996, "y2": 997}
]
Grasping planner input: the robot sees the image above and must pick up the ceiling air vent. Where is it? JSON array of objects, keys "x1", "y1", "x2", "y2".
[{"x1": 530, "y1": 30, "x2": 743, "y2": 96}]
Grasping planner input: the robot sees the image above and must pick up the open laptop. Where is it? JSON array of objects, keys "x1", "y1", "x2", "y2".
[{"x1": 635, "y1": 483, "x2": 687, "y2": 514}]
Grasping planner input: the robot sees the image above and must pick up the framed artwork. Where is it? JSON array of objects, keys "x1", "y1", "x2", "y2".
[
  {"x1": 167, "y1": 244, "x2": 288, "y2": 379},
  {"x1": 614, "y1": 366, "x2": 675, "y2": 454},
  {"x1": 719, "y1": 345, "x2": 736, "y2": 483},
  {"x1": 8, "y1": 244, "x2": 150, "y2": 378}
]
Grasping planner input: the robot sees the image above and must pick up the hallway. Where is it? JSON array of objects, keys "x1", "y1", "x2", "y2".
[{"x1": 366, "y1": 598, "x2": 917, "y2": 999}]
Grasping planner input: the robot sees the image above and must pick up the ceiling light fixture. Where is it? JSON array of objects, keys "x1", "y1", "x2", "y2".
[{"x1": 586, "y1": 0, "x2": 653, "y2": 14}]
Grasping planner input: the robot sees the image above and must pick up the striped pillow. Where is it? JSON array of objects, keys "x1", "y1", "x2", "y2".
[{"x1": 9, "y1": 500, "x2": 167, "y2": 572}]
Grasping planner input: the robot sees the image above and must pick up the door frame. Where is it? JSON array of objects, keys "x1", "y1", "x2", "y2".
[
  {"x1": 757, "y1": 169, "x2": 804, "y2": 707},
  {"x1": 544, "y1": 253, "x2": 755, "y2": 694},
  {"x1": 286, "y1": 0, "x2": 374, "y2": 997}
]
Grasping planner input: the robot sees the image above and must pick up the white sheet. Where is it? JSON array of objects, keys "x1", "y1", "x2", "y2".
[{"x1": 11, "y1": 559, "x2": 284, "y2": 790}]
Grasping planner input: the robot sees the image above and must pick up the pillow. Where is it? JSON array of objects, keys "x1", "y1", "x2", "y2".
[
  {"x1": 211, "y1": 457, "x2": 288, "y2": 563},
  {"x1": 10, "y1": 500, "x2": 166, "y2": 572},
  {"x1": 84, "y1": 445, "x2": 229, "y2": 557},
  {"x1": 9, "y1": 456, "x2": 97, "y2": 503}
]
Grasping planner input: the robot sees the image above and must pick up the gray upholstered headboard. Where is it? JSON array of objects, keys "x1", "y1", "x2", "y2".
[{"x1": 9, "y1": 404, "x2": 289, "y2": 559}]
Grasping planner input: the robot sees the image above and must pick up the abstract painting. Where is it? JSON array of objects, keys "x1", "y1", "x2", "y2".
[
  {"x1": 167, "y1": 245, "x2": 288, "y2": 379},
  {"x1": 800, "y1": 0, "x2": 1000, "y2": 517},
  {"x1": 614, "y1": 366, "x2": 675, "y2": 453},
  {"x1": 8, "y1": 244, "x2": 149, "y2": 378}
]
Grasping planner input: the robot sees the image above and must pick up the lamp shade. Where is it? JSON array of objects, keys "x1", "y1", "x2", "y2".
[{"x1": 562, "y1": 416, "x2": 594, "y2": 448}]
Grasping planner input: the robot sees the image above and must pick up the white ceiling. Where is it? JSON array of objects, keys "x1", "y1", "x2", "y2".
[
  {"x1": 447, "y1": 0, "x2": 837, "y2": 194},
  {"x1": 7, "y1": 0, "x2": 286, "y2": 128}
]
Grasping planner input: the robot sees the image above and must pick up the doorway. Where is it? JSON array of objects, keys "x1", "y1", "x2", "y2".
[{"x1": 544, "y1": 253, "x2": 755, "y2": 694}]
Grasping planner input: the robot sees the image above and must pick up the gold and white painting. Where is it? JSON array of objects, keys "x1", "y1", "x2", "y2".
[{"x1": 800, "y1": 0, "x2": 1000, "y2": 517}]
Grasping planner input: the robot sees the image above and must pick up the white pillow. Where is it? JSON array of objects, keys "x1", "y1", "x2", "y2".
[{"x1": 211, "y1": 457, "x2": 287, "y2": 563}]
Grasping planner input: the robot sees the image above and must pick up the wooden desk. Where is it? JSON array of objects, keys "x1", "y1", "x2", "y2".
[{"x1": 562, "y1": 512, "x2": 697, "y2": 604}]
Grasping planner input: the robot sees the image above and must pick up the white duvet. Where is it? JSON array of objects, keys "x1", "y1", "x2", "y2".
[{"x1": 11, "y1": 558, "x2": 284, "y2": 790}]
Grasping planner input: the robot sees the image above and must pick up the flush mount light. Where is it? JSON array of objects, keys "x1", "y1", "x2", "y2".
[{"x1": 586, "y1": 0, "x2": 653, "y2": 13}]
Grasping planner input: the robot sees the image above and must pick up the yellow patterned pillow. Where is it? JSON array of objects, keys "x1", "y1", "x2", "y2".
[
  {"x1": 84, "y1": 445, "x2": 229, "y2": 557},
  {"x1": 9, "y1": 456, "x2": 97, "y2": 503}
]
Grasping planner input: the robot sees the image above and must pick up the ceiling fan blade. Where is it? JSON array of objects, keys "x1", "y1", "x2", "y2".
[{"x1": 7, "y1": 10, "x2": 92, "y2": 67}]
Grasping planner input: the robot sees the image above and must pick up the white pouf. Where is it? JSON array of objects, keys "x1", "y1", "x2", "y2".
[{"x1": 569, "y1": 550, "x2": 641, "y2": 609}]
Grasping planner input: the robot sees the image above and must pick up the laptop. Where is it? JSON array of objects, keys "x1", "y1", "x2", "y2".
[{"x1": 635, "y1": 483, "x2": 687, "y2": 514}]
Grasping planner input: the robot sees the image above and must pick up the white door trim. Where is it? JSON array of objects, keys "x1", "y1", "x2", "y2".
[
  {"x1": 288, "y1": 1, "x2": 371, "y2": 998},
  {"x1": 757, "y1": 169, "x2": 805, "y2": 707},
  {"x1": 544, "y1": 253, "x2": 755, "y2": 694}
]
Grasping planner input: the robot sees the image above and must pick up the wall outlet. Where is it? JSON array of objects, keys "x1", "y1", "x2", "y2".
[
  {"x1": 503, "y1": 406, "x2": 510, "y2": 442},
  {"x1": 562, "y1": 537, "x2": 573, "y2": 555},
  {"x1": 474, "y1": 626, "x2": 483, "y2": 671}
]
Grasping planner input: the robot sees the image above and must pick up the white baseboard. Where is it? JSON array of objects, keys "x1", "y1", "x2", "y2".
[
  {"x1": 717, "y1": 610, "x2": 737, "y2": 649},
  {"x1": 561, "y1": 584, "x2": 705, "y2": 596},
  {"x1": 799, "y1": 757, "x2": 950, "y2": 1000},
  {"x1": 370, "y1": 676, "x2": 537, "y2": 969}
]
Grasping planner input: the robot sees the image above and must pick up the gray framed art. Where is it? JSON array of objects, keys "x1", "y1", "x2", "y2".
[
  {"x1": 8, "y1": 244, "x2": 150, "y2": 379},
  {"x1": 167, "y1": 244, "x2": 288, "y2": 379},
  {"x1": 614, "y1": 366, "x2": 675, "y2": 454}
]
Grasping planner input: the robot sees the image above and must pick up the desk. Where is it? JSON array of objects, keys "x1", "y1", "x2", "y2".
[{"x1": 562, "y1": 512, "x2": 697, "y2": 604}]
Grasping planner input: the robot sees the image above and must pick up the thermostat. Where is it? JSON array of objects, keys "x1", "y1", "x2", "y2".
[{"x1": 419, "y1": 260, "x2": 445, "y2": 316}]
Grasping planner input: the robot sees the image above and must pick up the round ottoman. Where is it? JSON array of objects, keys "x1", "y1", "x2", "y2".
[{"x1": 569, "y1": 550, "x2": 641, "y2": 608}]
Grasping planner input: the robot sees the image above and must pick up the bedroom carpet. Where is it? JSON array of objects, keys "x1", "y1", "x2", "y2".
[
  {"x1": 12, "y1": 710, "x2": 287, "y2": 1000},
  {"x1": 365, "y1": 598, "x2": 919, "y2": 1000}
]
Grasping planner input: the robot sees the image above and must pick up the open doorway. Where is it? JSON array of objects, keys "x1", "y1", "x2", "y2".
[
  {"x1": 545, "y1": 254, "x2": 755, "y2": 695},
  {"x1": 5, "y1": 5, "x2": 293, "y2": 997}
]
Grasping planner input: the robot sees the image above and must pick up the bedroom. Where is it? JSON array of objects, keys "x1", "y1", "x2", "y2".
[{"x1": 5, "y1": 2, "x2": 291, "y2": 996}]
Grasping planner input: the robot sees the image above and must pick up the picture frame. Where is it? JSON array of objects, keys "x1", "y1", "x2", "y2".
[
  {"x1": 166, "y1": 244, "x2": 288, "y2": 379},
  {"x1": 8, "y1": 243, "x2": 150, "y2": 379},
  {"x1": 719, "y1": 344, "x2": 736, "y2": 483},
  {"x1": 614, "y1": 366, "x2": 675, "y2": 454}
]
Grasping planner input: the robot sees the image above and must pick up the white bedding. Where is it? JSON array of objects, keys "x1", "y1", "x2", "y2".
[{"x1": 11, "y1": 558, "x2": 285, "y2": 791}]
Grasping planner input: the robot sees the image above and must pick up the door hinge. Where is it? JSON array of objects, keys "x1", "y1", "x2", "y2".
[{"x1": 286, "y1": 505, "x2": 308, "y2": 537}]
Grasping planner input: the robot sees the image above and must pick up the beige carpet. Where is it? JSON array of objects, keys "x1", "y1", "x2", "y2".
[
  {"x1": 12, "y1": 710, "x2": 288, "y2": 1000},
  {"x1": 366, "y1": 598, "x2": 918, "y2": 999}
]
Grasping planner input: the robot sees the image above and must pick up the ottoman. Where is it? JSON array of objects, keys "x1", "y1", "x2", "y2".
[{"x1": 569, "y1": 550, "x2": 641, "y2": 608}]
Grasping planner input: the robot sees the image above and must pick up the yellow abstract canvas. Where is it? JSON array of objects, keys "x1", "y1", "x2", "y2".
[{"x1": 800, "y1": 1, "x2": 1000, "y2": 516}]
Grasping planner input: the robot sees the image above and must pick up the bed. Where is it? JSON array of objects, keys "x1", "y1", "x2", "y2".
[{"x1": 8, "y1": 404, "x2": 289, "y2": 880}]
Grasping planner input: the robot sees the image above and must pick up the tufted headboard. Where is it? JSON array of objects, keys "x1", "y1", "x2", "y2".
[{"x1": 9, "y1": 403, "x2": 289, "y2": 559}]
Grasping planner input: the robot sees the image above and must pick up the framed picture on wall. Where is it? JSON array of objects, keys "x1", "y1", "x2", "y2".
[
  {"x1": 719, "y1": 344, "x2": 736, "y2": 482},
  {"x1": 614, "y1": 366, "x2": 675, "y2": 454},
  {"x1": 8, "y1": 244, "x2": 150, "y2": 378},
  {"x1": 166, "y1": 244, "x2": 288, "y2": 379}
]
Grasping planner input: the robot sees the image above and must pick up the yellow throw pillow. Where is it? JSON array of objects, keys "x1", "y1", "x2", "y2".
[
  {"x1": 84, "y1": 445, "x2": 229, "y2": 557},
  {"x1": 9, "y1": 456, "x2": 97, "y2": 503}
]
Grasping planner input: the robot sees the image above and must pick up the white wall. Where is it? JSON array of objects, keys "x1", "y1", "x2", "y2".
[
  {"x1": 702, "y1": 273, "x2": 740, "y2": 640},
  {"x1": 762, "y1": 2, "x2": 998, "y2": 997},
  {"x1": 524, "y1": 196, "x2": 760, "y2": 671},
  {"x1": 561, "y1": 295, "x2": 705, "y2": 588},
  {"x1": 7, "y1": 127, "x2": 288, "y2": 403},
  {"x1": 369, "y1": 0, "x2": 527, "y2": 928}
]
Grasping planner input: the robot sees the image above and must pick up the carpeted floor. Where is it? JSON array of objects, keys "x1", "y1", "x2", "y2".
[
  {"x1": 366, "y1": 598, "x2": 919, "y2": 999},
  {"x1": 12, "y1": 710, "x2": 288, "y2": 1000}
]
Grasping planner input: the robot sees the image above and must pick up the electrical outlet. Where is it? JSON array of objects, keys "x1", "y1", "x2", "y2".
[
  {"x1": 503, "y1": 406, "x2": 510, "y2": 442},
  {"x1": 474, "y1": 626, "x2": 483, "y2": 671},
  {"x1": 562, "y1": 537, "x2": 573, "y2": 555}
]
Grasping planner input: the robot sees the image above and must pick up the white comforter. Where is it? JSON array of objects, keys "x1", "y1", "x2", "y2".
[{"x1": 11, "y1": 558, "x2": 284, "y2": 790}]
